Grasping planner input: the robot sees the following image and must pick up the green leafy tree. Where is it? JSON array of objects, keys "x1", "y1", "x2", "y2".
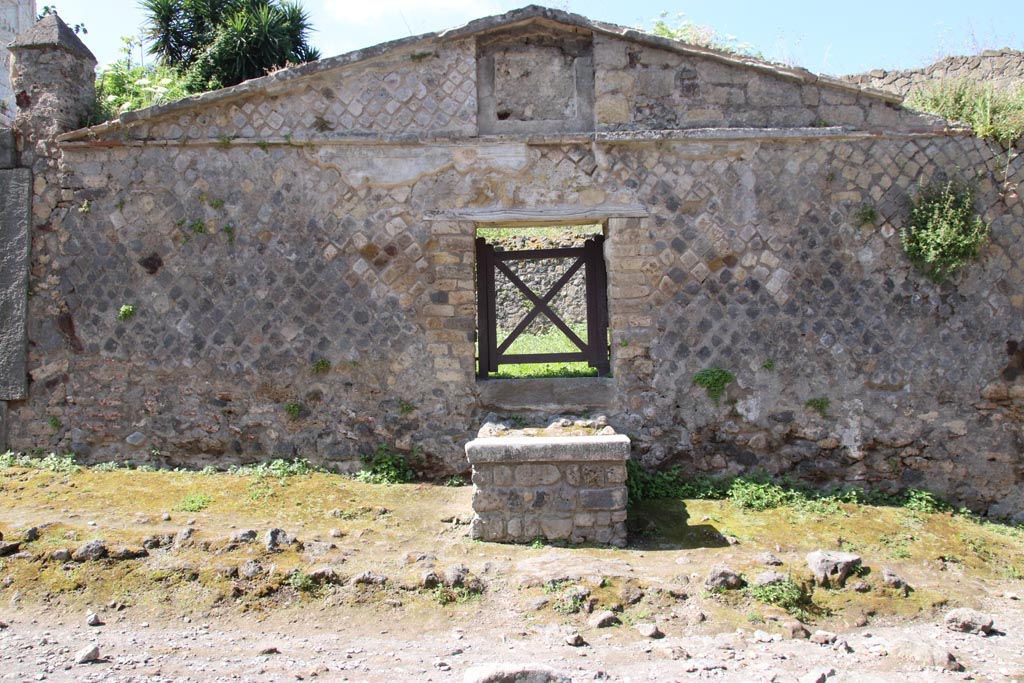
[
  {"x1": 90, "y1": 35, "x2": 189, "y2": 123},
  {"x1": 141, "y1": 0, "x2": 320, "y2": 93},
  {"x1": 38, "y1": 5, "x2": 87, "y2": 34}
]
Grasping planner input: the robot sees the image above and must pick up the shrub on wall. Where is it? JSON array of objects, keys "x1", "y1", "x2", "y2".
[
  {"x1": 901, "y1": 180, "x2": 990, "y2": 284},
  {"x1": 905, "y1": 79, "x2": 1024, "y2": 146}
]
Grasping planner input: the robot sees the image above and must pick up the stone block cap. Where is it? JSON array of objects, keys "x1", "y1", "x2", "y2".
[{"x1": 10, "y1": 14, "x2": 96, "y2": 62}]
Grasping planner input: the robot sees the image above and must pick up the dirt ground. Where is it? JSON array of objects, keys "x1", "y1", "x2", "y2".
[{"x1": 2, "y1": 466, "x2": 1023, "y2": 682}]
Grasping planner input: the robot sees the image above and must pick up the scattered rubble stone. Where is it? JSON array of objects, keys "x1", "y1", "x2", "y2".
[
  {"x1": 173, "y1": 527, "x2": 195, "y2": 549},
  {"x1": 307, "y1": 567, "x2": 344, "y2": 585},
  {"x1": 49, "y1": 548, "x2": 71, "y2": 562},
  {"x1": 889, "y1": 638, "x2": 963, "y2": 670},
  {"x1": 653, "y1": 642, "x2": 690, "y2": 660},
  {"x1": 72, "y1": 540, "x2": 108, "y2": 562},
  {"x1": 806, "y1": 551, "x2": 861, "y2": 587},
  {"x1": 464, "y1": 664, "x2": 572, "y2": 683},
  {"x1": 882, "y1": 568, "x2": 909, "y2": 591},
  {"x1": 945, "y1": 608, "x2": 994, "y2": 635},
  {"x1": 142, "y1": 534, "x2": 173, "y2": 550},
  {"x1": 798, "y1": 668, "x2": 835, "y2": 683},
  {"x1": 265, "y1": 528, "x2": 295, "y2": 552},
  {"x1": 588, "y1": 610, "x2": 620, "y2": 628},
  {"x1": 74, "y1": 644, "x2": 100, "y2": 664},
  {"x1": 444, "y1": 564, "x2": 469, "y2": 587},
  {"x1": 20, "y1": 527, "x2": 39, "y2": 543},
  {"x1": 350, "y1": 571, "x2": 388, "y2": 586},
  {"x1": 420, "y1": 570, "x2": 441, "y2": 589},
  {"x1": 230, "y1": 529, "x2": 257, "y2": 543},
  {"x1": 239, "y1": 560, "x2": 264, "y2": 579},
  {"x1": 705, "y1": 567, "x2": 745, "y2": 590},
  {"x1": 564, "y1": 632, "x2": 586, "y2": 647},
  {"x1": 86, "y1": 612, "x2": 103, "y2": 627},
  {"x1": 108, "y1": 546, "x2": 149, "y2": 561},
  {"x1": 634, "y1": 622, "x2": 664, "y2": 639},
  {"x1": 810, "y1": 630, "x2": 837, "y2": 645}
]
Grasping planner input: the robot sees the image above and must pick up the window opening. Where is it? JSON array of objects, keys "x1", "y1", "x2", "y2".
[{"x1": 475, "y1": 224, "x2": 610, "y2": 379}]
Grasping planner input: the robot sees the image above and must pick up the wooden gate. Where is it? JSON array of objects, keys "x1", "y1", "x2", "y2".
[{"x1": 476, "y1": 234, "x2": 609, "y2": 379}]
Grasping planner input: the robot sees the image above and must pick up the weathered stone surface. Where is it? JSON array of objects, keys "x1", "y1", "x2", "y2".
[
  {"x1": 945, "y1": 608, "x2": 994, "y2": 635},
  {"x1": 806, "y1": 551, "x2": 861, "y2": 588},
  {"x1": 587, "y1": 610, "x2": 620, "y2": 628},
  {"x1": 72, "y1": 540, "x2": 108, "y2": 562},
  {"x1": 705, "y1": 567, "x2": 745, "y2": 590},
  {"x1": 0, "y1": 168, "x2": 31, "y2": 401},
  {"x1": 888, "y1": 638, "x2": 963, "y2": 670},
  {"x1": 463, "y1": 663, "x2": 572, "y2": 683}
]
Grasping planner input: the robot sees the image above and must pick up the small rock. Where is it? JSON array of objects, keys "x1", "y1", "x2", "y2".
[
  {"x1": 0, "y1": 541, "x2": 21, "y2": 557},
  {"x1": 21, "y1": 527, "x2": 39, "y2": 543},
  {"x1": 635, "y1": 622, "x2": 664, "y2": 639},
  {"x1": 161, "y1": 513, "x2": 171, "y2": 521},
  {"x1": 798, "y1": 668, "x2": 835, "y2": 683},
  {"x1": 565, "y1": 632, "x2": 586, "y2": 647},
  {"x1": 108, "y1": 546, "x2": 149, "y2": 561},
  {"x1": 230, "y1": 529, "x2": 257, "y2": 543},
  {"x1": 239, "y1": 560, "x2": 264, "y2": 579},
  {"x1": 889, "y1": 638, "x2": 963, "y2": 670},
  {"x1": 782, "y1": 620, "x2": 810, "y2": 640},
  {"x1": 619, "y1": 580, "x2": 644, "y2": 605},
  {"x1": 588, "y1": 610, "x2": 620, "y2": 628},
  {"x1": 420, "y1": 570, "x2": 441, "y2": 589},
  {"x1": 852, "y1": 581, "x2": 871, "y2": 593},
  {"x1": 125, "y1": 431, "x2": 146, "y2": 446},
  {"x1": 50, "y1": 548, "x2": 72, "y2": 562},
  {"x1": 142, "y1": 534, "x2": 173, "y2": 550},
  {"x1": 753, "y1": 570, "x2": 787, "y2": 587},
  {"x1": 757, "y1": 552, "x2": 783, "y2": 566},
  {"x1": 72, "y1": 540, "x2": 108, "y2": 562},
  {"x1": 653, "y1": 642, "x2": 690, "y2": 660},
  {"x1": 754, "y1": 629, "x2": 779, "y2": 643},
  {"x1": 463, "y1": 664, "x2": 571, "y2": 683},
  {"x1": 944, "y1": 608, "x2": 993, "y2": 635},
  {"x1": 705, "y1": 567, "x2": 745, "y2": 590},
  {"x1": 258, "y1": 647, "x2": 280, "y2": 656},
  {"x1": 265, "y1": 528, "x2": 295, "y2": 552},
  {"x1": 307, "y1": 567, "x2": 343, "y2": 585},
  {"x1": 806, "y1": 550, "x2": 861, "y2": 587},
  {"x1": 328, "y1": 529, "x2": 344, "y2": 539},
  {"x1": 883, "y1": 568, "x2": 909, "y2": 591},
  {"x1": 86, "y1": 612, "x2": 103, "y2": 627},
  {"x1": 349, "y1": 570, "x2": 388, "y2": 586},
  {"x1": 75, "y1": 645, "x2": 101, "y2": 664},
  {"x1": 444, "y1": 563, "x2": 469, "y2": 587},
  {"x1": 173, "y1": 527, "x2": 195, "y2": 549},
  {"x1": 810, "y1": 630, "x2": 837, "y2": 645}
]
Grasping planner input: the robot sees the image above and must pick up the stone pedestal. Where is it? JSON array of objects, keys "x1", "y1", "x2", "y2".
[{"x1": 466, "y1": 433, "x2": 630, "y2": 547}]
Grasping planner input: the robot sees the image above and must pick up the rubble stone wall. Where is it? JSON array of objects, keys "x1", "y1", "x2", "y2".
[
  {"x1": 6, "y1": 22, "x2": 1024, "y2": 519},
  {"x1": 843, "y1": 49, "x2": 1024, "y2": 98}
]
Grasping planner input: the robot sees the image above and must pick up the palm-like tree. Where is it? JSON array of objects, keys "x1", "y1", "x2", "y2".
[{"x1": 141, "y1": 0, "x2": 319, "y2": 92}]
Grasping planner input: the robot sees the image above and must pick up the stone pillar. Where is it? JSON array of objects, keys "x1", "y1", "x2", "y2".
[
  {"x1": 0, "y1": 127, "x2": 31, "y2": 451},
  {"x1": 9, "y1": 12, "x2": 95, "y2": 224},
  {"x1": 0, "y1": 0, "x2": 36, "y2": 125}
]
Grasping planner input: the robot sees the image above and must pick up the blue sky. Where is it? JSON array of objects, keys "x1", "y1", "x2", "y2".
[{"x1": 53, "y1": 0, "x2": 1021, "y2": 77}]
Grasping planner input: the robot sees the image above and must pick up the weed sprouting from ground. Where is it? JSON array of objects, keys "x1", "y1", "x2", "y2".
[
  {"x1": 355, "y1": 445, "x2": 418, "y2": 485},
  {"x1": 173, "y1": 493, "x2": 213, "y2": 512},
  {"x1": 1, "y1": 451, "x2": 80, "y2": 473},
  {"x1": 747, "y1": 576, "x2": 820, "y2": 622}
]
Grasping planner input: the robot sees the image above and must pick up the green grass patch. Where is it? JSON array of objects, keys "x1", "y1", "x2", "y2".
[
  {"x1": 173, "y1": 493, "x2": 213, "y2": 512},
  {"x1": 906, "y1": 79, "x2": 1024, "y2": 145},
  {"x1": 486, "y1": 324, "x2": 601, "y2": 379}
]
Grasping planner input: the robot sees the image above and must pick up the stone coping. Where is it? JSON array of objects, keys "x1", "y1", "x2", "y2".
[
  {"x1": 466, "y1": 434, "x2": 631, "y2": 464},
  {"x1": 476, "y1": 377, "x2": 617, "y2": 412}
]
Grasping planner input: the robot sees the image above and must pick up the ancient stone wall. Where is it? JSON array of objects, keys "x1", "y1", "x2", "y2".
[
  {"x1": 843, "y1": 49, "x2": 1024, "y2": 98},
  {"x1": 7, "y1": 13, "x2": 1024, "y2": 519},
  {"x1": 592, "y1": 34, "x2": 943, "y2": 132},
  {"x1": 0, "y1": 0, "x2": 36, "y2": 125}
]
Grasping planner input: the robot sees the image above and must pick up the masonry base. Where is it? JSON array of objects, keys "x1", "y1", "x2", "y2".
[{"x1": 466, "y1": 434, "x2": 630, "y2": 547}]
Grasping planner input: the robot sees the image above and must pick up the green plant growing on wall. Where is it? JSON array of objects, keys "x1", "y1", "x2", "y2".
[
  {"x1": 189, "y1": 219, "x2": 206, "y2": 235},
  {"x1": 311, "y1": 359, "x2": 331, "y2": 374},
  {"x1": 854, "y1": 203, "x2": 878, "y2": 227},
  {"x1": 761, "y1": 358, "x2": 775, "y2": 371},
  {"x1": 283, "y1": 402, "x2": 304, "y2": 419},
  {"x1": 118, "y1": 304, "x2": 137, "y2": 321},
  {"x1": 47, "y1": 416, "x2": 62, "y2": 432},
  {"x1": 398, "y1": 400, "x2": 416, "y2": 416},
  {"x1": 804, "y1": 397, "x2": 830, "y2": 418},
  {"x1": 901, "y1": 180, "x2": 990, "y2": 284},
  {"x1": 356, "y1": 445, "x2": 418, "y2": 485},
  {"x1": 222, "y1": 224, "x2": 235, "y2": 244},
  {"x1": 78, "y1": 200, "x2": 90, "y2": 214},
  {"x1": 693, "y1": 366, "x2": 735, "y2": 404}
]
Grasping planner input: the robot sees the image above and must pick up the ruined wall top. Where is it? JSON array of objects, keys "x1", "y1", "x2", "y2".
[
  {"x1": 843, "y1": 48, "x2": 1024, "y2": 98},
  {"x1": 0, "y1": 0, "x2": 36, "y2": 125}
]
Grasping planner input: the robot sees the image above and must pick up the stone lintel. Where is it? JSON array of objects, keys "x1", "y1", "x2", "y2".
[
  {"x1": 466, "y1": 435, "x2": 630, "y2": 464},
  {"x1": 430, "y1": 204, "x2": 648, "y2": 223},
  {"x1": 476, "y1": 377, "x2": 618, "y2": 412}
]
